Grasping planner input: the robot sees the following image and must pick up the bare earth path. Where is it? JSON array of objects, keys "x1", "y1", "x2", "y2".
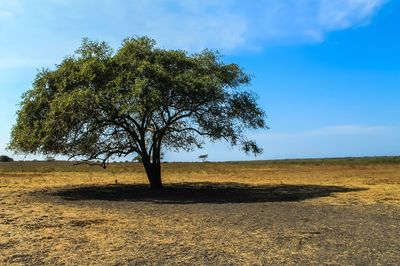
[{"x1": 1, "y1": 159, "x2": 399, "y2": 265}]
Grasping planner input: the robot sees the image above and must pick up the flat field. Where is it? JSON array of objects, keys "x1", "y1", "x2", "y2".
[{"x1": 1, "y1": 157, "x2": 400, "y2": 265}]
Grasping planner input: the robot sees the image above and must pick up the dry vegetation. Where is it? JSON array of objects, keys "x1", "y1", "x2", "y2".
[{"x1": 1, "y1": 157, "x2": 399, "y2": 265}]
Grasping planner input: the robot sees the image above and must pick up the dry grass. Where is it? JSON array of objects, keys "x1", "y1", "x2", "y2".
[
  {"x1": 2, "y1": 158, "x2": 399, "y2": 205},
  {"x1": 1, "y1": 158, "x2": 399, "y2": 264}
]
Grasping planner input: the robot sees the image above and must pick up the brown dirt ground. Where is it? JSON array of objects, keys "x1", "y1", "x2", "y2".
[{"x1": 0, "y1": 159, "x2": 399, "y2": 265}]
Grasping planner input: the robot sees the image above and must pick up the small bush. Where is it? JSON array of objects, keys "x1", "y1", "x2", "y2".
[
  {"x1": 133, "y1": 155, "x2": 143, "y2": 163},
  {"x1": 46, "y1": 156, "x2": 56, "y2": 162},
  {"x1": 0, "y1": 155, "x2": 14, "y2": 162}
]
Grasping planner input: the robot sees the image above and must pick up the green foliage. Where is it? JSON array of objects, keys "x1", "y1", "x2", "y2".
[
  {"x1": 0, "y1": 155, "x2": 14, "y2": 162},
  {"x1": 9, "y1": 36, "x2": 266, "y2": 184}
]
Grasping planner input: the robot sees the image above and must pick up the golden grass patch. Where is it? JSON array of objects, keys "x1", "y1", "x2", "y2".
[{"x1": 1, "y1": 160, "x2": 399, "y2": 264}]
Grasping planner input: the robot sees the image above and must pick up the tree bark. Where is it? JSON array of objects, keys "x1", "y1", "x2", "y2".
[{"x1": 143, "y1": 161, "x2": 163, "y2": 190}]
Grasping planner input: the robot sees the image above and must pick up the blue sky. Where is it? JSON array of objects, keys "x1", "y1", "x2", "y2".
[{"x1": 0, "y1": 0, "x2": 399, "y2": 161}]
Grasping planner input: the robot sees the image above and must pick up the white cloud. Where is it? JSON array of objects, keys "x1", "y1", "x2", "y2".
[
  {"x1": 241, "y1": 124, "x2": 400, "y2": 160},
  {"x1": 0, "y1": 10, "x2": 13, "y2": 18},
  {"x1": 250, "y1": 125, "x2": 397, "y2": 143},
  {"x1": 0, "y1": 0, "x2": 388, "y2": 68},
  {"x1": 0, "y1": 56, "x2": 55, "y2": 69},
  {"x1": 265, "y1": 125, "x2": 395, "y2": 139},
  {"x1": 319, "y1": 0, "x2": 386, "y2": 30},
  {"x1": 110, "y1": 0, "x2": 388, "y2": 50},
  {"x1": 130, "y1": 0, "x2": 248, "y2": 51},
  {"x1": 237, "y1": 0, "x2": 388, "y2": 45},
  {"x1": 164, "y1": 124, "x2": 400, "y2": 161},
  {"x1": 304, "y1": 125, "x2": 391, "y2": 136},
  {"x1": 0, "y1": 0, "x2": 19, "y2": 17}
]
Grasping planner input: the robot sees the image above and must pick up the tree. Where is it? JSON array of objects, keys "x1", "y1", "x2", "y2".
[
  {"x1": 198, "y1": 154, "x2": 208, "y2": 162},
  {"x1": 0, "y1": 155, "x2": 13, "y2": 162},
  {"x1": 9, "y1": 36, "x2": 267, "y2": 189}
]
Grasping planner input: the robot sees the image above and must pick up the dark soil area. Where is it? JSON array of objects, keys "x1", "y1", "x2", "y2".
[{"x1": 50, "y1": 182, "x2": 366, "y2": 203}]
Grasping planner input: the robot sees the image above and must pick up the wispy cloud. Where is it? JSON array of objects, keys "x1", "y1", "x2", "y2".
[
  {"x1": 319, "y1": 0, "x2": 387, "y2": 30},
  {"x1": 244, "y1": 124, "x2": 400, "y2": 160},
  {"x1": 0, "y1": 0, "x2": 19, "y2": 18},
  {"x1": 0, "y1": 10, "x2": 13, "y2": 19},
  {"x1": 0, "y1": 0, "x2": 388, "y2": 52},
  {"x1": 123, "y1": 0, "x2": 248, "y2": 51},
  {"x1": 0, "y1": 0, "x2": 388, "y2": 69},
  {"x1": 113, "y1": 0, "x2": 388, "y2": 50},
  {"x1": 264, "y1": 125, "x2": 396, "y2": 140},
  {"x1": 127, "y1": 0, "x2": 388, "y2": 50},
  {"x1": 304, "y1": 125, "x2": 391, "y2": 136},
  {"x1": 0, "y1": 56, "x2": 56, "y2": 69},
  {"x1": 165, "y1": 124, "x2": 400, "y2": 161},
  {"x1": 236, "y1": 0, "x2": 387, "y2": 46}
]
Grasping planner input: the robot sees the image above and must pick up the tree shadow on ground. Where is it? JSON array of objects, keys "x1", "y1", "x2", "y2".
[{"x1": 51, "y1": 182, "x2": 366, "y2": 204}]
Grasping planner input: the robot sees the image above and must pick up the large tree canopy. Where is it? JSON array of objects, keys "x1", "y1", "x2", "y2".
[{"x1": 10, "y1": 37, "x2": 267, "y2": 189}]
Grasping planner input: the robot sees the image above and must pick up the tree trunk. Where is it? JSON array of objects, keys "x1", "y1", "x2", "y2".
[{"x1": 143, "y1": 161, "x2": 163, "y2": 190}]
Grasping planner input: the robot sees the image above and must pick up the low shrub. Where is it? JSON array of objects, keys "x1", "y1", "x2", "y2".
[{"x1": 0, "y1": 155, "x2": 14, "y2": 162}]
